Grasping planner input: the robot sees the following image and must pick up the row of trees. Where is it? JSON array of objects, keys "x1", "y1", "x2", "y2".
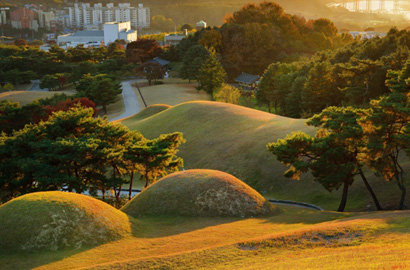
[
  {"x1": 0, "y1": 106, "x2": 185, "y2": 203},
  {"x1": 258, "y1": 28, "x2": 410, "y2": 118},
  {"x1": 0, "y1": 41, "x2": 132, "y2": 89},
  {"x1": 268, "y1": 61, "x2": 410, "y2": 212}
]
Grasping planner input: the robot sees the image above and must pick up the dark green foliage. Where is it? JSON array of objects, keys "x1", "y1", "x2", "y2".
[
  {"x1": 0, "y1": 100, "x2": 46, "y2": 136},
  {"x1": 258, "y1": 27, "x2": 410, "y2": 118},
  {"x1": 0, "y1": 43, "x2": 127, "y2": 82},
  {"x1": 268, "y1": 107, "x2": 382, "y2": 212},
  {"x1": 125, "y1": 132, "x2": 185, "y2": 189},
  {"x1": 197, "y1": 51, "x2": 226, "y2": 95},
  {"x1": 179, "y1": 45, "x2": 210, "y2": 81},
  {"x1": 75, "y1": 74, "x2": 122, "y2": 113},
  {"x1": 361, "y1": 61, "x2": 410, "y2": 209},
  {"x1": 0, "y1": 107, "x2": 185, "y2": 203}
]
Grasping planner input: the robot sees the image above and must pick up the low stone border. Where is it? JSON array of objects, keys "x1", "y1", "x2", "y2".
[{"x1": 268, "y1": 199, "x2": 322, "y2": 211}]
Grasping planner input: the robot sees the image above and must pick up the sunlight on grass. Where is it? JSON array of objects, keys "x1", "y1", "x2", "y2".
[{"x1": 2, "y1": 205, "x2": 410, "y2": 270}]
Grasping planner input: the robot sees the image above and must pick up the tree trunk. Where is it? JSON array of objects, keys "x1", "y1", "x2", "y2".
[
  {"x1": 103, "y1": 104, "x2": 107, "y2": 114},
  {"x1": 358, "y1": 167, "x2": 382, "y2": 210},
  {"x1": 337, "y1": 178, "x2": 350, "y2": 212},
  {"x1": 144, "y1": 172, "x2": 149, "y2": 188},
  {"x1": 398, "y1": 181, "x2": 406, "y2": 210},
  {"x1": 267, "y1": 102, "x2": 271, "y2": 113},
  {"x1": 116, "y1": 185, "x2": 122, "y2": 204},
  {"x1": 129, "y1": 170, "x2": 134, "y2": 200}
]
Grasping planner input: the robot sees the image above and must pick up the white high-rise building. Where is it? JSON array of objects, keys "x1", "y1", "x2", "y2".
[{"x1": 68, "y1": 3, "x2": 149, "y2": 29}]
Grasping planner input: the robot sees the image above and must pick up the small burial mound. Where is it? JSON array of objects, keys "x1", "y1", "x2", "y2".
[
  {"x1": 122, "y1": 169, "x2": 279, "y2": 217},
  {"x1": 0, "y1": 191, "x2": 132, "y2": 252}
]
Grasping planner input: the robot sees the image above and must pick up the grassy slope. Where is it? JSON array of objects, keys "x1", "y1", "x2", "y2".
[
  {"x1": 121, "y1": 100, "x2": 410, "y2": 211},
  {"x1": 3, "y1": 207, "x2": 410, "y2": 269},
  {"x1": 135, "y1": 83, "x2": 211, "y2": 107}
]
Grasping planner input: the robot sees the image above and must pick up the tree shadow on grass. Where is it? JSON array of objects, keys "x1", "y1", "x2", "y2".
[
  {"x1": 130, "y1": 214, "x2": 241, "y2": 238},
  {"x1": 128, "y1": 204, "x2": 356, "y2": 239},
  {"x1": 0, "y1": 246, "x2": 94, "y2": 270}
]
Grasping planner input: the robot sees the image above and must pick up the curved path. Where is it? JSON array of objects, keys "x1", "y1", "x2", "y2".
[{"x1": 110, "y1": 79, "x2": 142, "y2": 122}]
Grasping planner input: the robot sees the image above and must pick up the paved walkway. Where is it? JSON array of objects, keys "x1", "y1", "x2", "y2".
[
  {"x1": 110, "y1": 79, "x2": 142, "y2": 121},
  {"x1": 28, "y1": 80, "x2": 48, "y2": 91}
]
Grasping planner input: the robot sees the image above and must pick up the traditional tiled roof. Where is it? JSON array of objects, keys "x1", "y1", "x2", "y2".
[
  {"x1": 234, "y1": 72, "x2": 260, "y2": 84},
  {"x1": 148, "y1": 57, "x2": 170, "y2": 66}
]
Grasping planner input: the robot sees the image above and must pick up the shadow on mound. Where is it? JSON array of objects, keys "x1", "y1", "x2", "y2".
[
  {"x1": 0, "y1": 191, "x2": 132, "y2": 252},
  {"x1": 122, "y1": 169, "x2": 280, "y2": 217}
]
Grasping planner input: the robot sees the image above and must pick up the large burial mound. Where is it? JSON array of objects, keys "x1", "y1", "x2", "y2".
[
  {"x1": 0, "y1": 191, "x2": 132, "y2": 252},
  {"x1": 122, "y1": 100, "x2": 410, "y2": 211},
  {"x1": 122, "y1": 169, "x2": 278, "y2": 217}
]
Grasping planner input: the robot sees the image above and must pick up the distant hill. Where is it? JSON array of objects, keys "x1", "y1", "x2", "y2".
[{"x1": 121, "y1": 101, "x2": 410, "y2": 211}]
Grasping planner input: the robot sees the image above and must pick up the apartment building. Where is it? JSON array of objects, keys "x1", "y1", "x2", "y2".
[{"x1": 68, "y1": 3, "x2": 149, "y2": 29}]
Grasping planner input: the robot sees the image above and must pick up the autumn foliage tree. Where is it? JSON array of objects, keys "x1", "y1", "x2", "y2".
[
  {"x1": 136, "y1": 62, "x2": 165, "y2": 85},
  {"x1": 126, "y1": 39, "x2": 162, "y2": 64}
]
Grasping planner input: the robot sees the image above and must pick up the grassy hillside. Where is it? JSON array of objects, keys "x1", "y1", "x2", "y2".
[
  {"x1": 136, "y1": 83, "x2": 211, "y2": 107},
  {"x1": 122, "y1": 169, "x2": 278, "y2": 217},
  {"x1": 3, "y1": 206, "x2": 410, "y2": 269},
  {"x1": 121, "y1": 101, "x2": 410, "y2": 211}
]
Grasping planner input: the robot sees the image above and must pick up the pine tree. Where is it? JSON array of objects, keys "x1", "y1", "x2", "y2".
[{"x1": 197, "y1": 50, "x2": 226, "y2": 95}]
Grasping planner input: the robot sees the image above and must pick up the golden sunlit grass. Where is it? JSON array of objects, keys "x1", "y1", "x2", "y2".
[
  {"x1": 134, "y1": 83, "x2": 210, "y2": 107},
  {"x1": 0, "y1": 191, "x2": 133, "y2": 252},
  {"x1": 4, "y1": 206, "x2": 410, "y2": 270},
  {"x1": 122, "y1": 169, "x2": 278, "y2": 217},
  {"x1": 0, "y1": 91, "x2": 75, "y2": 106},
  {"x1": 121, "y1": 100, "x2": 410, "y2": 211}
]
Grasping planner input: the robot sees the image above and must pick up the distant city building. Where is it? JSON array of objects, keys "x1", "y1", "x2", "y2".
[
  {"x1": 57, "y1": 30, "x2": 104, "y2": 44},
  {"x1": 0, "y1": 7, "x2": 9, "y2": 25},
  {"x1": 103, "y1": 21, "x2": 137, "y2": 44},
  {"x1": 38, "y1": 10, "x2": 56, "y2": 31},
  {"x1": 57, "y1": 21, "x2": 137, "y2": 47},
  {"x1": 196, "y1": 20, "x2": 206, "y2": 31},
  {"x1": 10, "y1": 7, "x2": 38, "y2": 31},
  {"x1": 68, "y1": 3, "x2": 149, "y2": 29}
]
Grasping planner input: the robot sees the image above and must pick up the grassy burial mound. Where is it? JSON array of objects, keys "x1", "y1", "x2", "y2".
[
  {"x1": 0, "y1": 191, "x2": 132, "y2": 252},
  {"x1": 122, "y1": 169, "x2": 278, "y2": 217},
  {"x1": 121, "y1": 101, "x2": 325, "y2": 204},
  {"x1": 121, "y1": 100, "x2": 410, "y2": 211}
]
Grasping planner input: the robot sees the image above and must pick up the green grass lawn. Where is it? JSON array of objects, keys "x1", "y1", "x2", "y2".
[{"x1": 134, "y1": 82, "x2": 210, "y2": 108}]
